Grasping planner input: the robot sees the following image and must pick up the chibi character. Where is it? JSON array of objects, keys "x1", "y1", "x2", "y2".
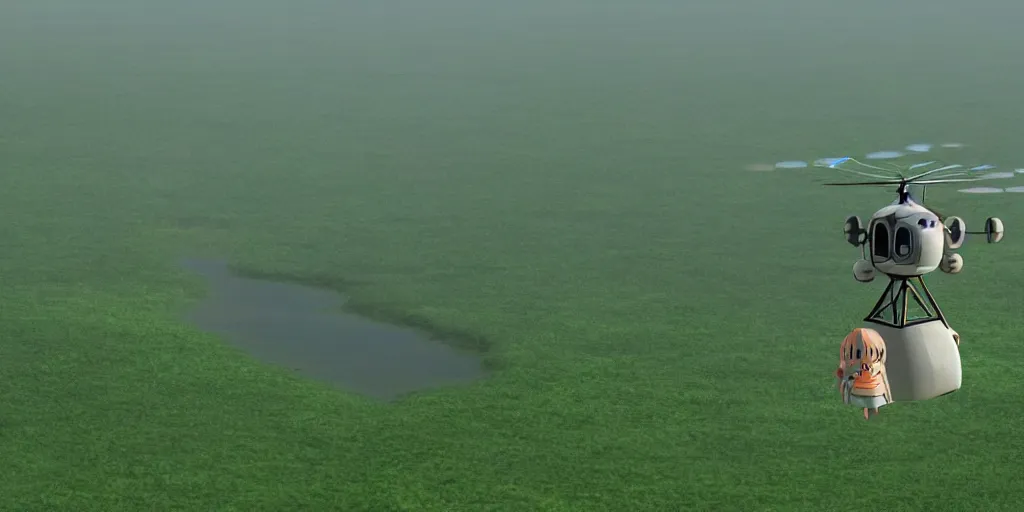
[{"x1": 835, "y1": 327, "x2": 893, "y2": 419}]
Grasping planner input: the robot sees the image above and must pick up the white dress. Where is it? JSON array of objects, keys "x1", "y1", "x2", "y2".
[
  {"x1": 849, "y1": 393, "x2": 890, "y2": 409},
  {"x1": 840, "y1": 376, "x2": 890, "y2": 408}
]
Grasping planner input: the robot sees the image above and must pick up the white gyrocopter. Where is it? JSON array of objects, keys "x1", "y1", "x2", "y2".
[{"x1": 757, "y1": 146, "x2": 1018, "y2": 402}]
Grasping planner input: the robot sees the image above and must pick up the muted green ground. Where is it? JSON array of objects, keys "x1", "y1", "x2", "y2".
[{"x1": 3, "y1": 1, "x2": 1024, "y2": 510}]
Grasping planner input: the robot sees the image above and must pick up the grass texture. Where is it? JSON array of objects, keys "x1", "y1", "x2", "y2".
[{"x1": 3, "y1": 1, "x2": 1024, "y2": 510}]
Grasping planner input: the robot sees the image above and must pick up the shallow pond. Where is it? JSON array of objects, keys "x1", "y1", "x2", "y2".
[{"x1": 182, "y1": 259, "x2": 485, "y2": 400}]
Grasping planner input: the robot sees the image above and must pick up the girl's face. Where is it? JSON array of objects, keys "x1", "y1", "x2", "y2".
[
  {"x1": 841, "y1": 330, "x2": 885, "y2": 376},
  {"x1": 859, "y1": 340, "x2": 885, "y2": 376}
]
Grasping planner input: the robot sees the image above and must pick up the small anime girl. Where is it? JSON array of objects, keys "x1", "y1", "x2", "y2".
[{"x1": 835, "y1": 327, "x2": 893, "y2": 420}]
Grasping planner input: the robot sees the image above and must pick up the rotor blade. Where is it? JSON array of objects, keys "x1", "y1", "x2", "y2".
[
  {"x1": 855, "y1": 161, "x2": 904, "y2": 174},
  {"x1": 823, "y1": 177, "x2": 990, "y2": 186},
  {"x1": 826, "y1": 165, "x2": 901, "y2": 180},
  {"x1": 823, "y1": 181, "x2": 903, "y2": 186},
  {"x1": 908, "y1": 164, "x2": 964, "y2": 181},
  {"x1": 916, "y1": 177, "x2": 1002, "y2": 184},
  {"x1": 816, "y1": 157, "x2": 902, "y2": 179}
]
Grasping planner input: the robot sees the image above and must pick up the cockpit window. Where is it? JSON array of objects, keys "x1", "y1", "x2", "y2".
[
  {"x1": 873, "y1": 223, "x2": 890, "y2": 258},
  {"x1": 894, "y1": 226, "x2": 912, "y2": 258}
]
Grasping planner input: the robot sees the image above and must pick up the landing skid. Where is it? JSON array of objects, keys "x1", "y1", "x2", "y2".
[{"x1": 864, "y1": 276, "x2": 949, "y2": 329}]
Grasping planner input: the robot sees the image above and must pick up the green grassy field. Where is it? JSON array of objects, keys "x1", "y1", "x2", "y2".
[{"x1": 4, "y1": 1, "x2": 1024, "y2": 510}]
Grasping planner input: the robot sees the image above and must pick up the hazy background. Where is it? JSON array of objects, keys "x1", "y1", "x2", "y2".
[{"x1": 5, "y1": 0, "x2": 1023, "y2": 302}]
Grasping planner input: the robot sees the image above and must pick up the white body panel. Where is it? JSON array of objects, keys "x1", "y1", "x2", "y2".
[{"x1": 865, "y1": 320, "x2": 962, "y2": 401}]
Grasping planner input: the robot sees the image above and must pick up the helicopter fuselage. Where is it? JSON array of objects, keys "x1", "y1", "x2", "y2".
[{"x1": 866, "y1": 200, "x2": 945, "y2": 277}]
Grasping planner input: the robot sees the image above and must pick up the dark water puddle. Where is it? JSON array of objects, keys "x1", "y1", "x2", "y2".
[{"x1": 181, "y1": 259, "x2": 485, "y2": 401}]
